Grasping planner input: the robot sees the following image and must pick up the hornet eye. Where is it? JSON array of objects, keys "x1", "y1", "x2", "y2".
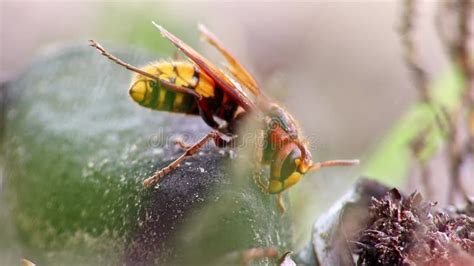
[{"x1": 280, "y1": 149, "x2": 302, "y2": 181}]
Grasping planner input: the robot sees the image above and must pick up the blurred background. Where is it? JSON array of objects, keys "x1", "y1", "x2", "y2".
[{"x1": 1, "y1": 0, "x2": 465, "y2": 258}]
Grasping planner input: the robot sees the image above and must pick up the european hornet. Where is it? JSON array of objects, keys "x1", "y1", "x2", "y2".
[{"x1": 90, "y1": 22, "x2": 358, "y2": 213}]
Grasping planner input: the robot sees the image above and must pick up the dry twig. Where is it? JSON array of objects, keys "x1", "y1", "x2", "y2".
[
  {"x1": 399, "y1": 0, "x2": 447, "y2": 199},
  {"x1": 435, "y1": 0, "x2": 473, "y2": 204},
  {"x1": 402, "y1": 0, "x2": 473, "y2": 204}
]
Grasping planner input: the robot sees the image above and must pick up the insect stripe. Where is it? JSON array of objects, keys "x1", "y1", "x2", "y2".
[
  {"x1": 174, "y1": 63, "x2": 197, "y2": 88},
  {"x1": 147, "y1": 81, "x2": 160, "y2": 108},
  {"x1": 192, "y1": 65, "x2": 200, "y2": 87},
  {"x1": 182, "y1": 94, "x2": 196, "y2": 113},
  {"x1": 169, "y1": 62, "x2": 182, "y2": 86},
  {"x1": 163, "y1": 90, "x2": 176, "y2": 110},
  {"x1": 173, "y1": 93, "x2": 185, "y2": 111},
  {"x1": 157, "y1": 63, "x2": 173, "y2": 75},
  {"x1": 171, "y1": 62, "x2": 177, "y2": 80},
  {"x1": 195, "y1": 76, "x2": 214, "y2": 97},
  {"x1": 157, "y1": 87, "x2": 167, "y2": 109},
  {"x1": 139, "y1": 80, "x2": 150, "y2": 105}
]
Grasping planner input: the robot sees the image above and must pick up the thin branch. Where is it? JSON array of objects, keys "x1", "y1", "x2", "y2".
[
  {"x1": 458, "y1": 0, "x2": 473, "y2": 203},
  {"x1": 400, "y1": 0, "x2": 430, "y2": 103},
  {"x1": 435, "y1": 0, "x2": 473, "y2": 204},
  {"x1": 401, "y1": 0, "x2": 450, "y2": 134},
  {"x1": 400, "y1": 0, "x2": 447, "y2": 198},
  {"x1": 446, "y1": 106, "x2": 468, "y2": 203},
  {"x1": 409, "y1": 125, "x2": 434, "y2": 199},
  {"x1": 458, "y1": 0, "x2": 474, "y2": 158}
]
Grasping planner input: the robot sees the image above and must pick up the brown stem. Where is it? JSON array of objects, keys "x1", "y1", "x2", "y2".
[
  {"x1": 400, "y1": 0, "x2": 430, "y2": 102},
  {"x1": 419, "y1": 163, "x2": 433, "y2": 200},
  {"x1": 446, "y1": 108, "x2": 469, "y2": 204},
  {"x1": 409, "y1": 125, "x2": 433, "y2": 199},
  {"x1": 400, "y1": 0, "x2": 444, "y2": 198},
  {"x1": 400, "y1": 0, "x2": 451, "y2": 134},
  {"x1": 436, "y1": 0, "x2": 473, "y2": 204},
  {"x1": 459, "y1": 1, "x2": 474, "y2": 157},
  {"x1": 459, "y1": 0, "x2": 473, "y2": 203}
]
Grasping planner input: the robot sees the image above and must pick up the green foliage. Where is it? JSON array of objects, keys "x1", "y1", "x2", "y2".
[{"x1": 363, "y1": 67, "x2": 464, "y2": 186}]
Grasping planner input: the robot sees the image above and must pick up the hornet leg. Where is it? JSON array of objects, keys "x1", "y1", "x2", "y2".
[
  {"x1": 172, "y1": 136, "x2": 191, "y2": 150},
  {"x1": 276, "y1": 193, "x2": 286, "y2": 214},
  {"x1": 174, "y1": 133, "x2": 235, "y2": 150},
  {"x1": 143, "y1": 131, "x2": 219, "y2": 188}
]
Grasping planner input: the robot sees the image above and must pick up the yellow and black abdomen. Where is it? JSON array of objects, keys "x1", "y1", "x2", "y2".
[{"x1": 128, "y1": 61, "x2": 216, "y2": 114}]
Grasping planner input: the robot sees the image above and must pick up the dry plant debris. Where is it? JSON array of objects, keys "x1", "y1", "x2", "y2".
[{"x1": 354, "y1": 189, "x2": 474, "y2": 265}]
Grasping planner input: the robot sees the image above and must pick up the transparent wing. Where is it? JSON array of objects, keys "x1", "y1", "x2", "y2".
[
  {"x1": 198, "y1": 24, "x2": 262, "y2": 96},
  {"x1": 152, "y1": 22, "x2": 259, "y2": 114}
]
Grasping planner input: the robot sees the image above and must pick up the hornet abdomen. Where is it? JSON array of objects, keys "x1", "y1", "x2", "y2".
[{"x1": 128, "y1": 61, "x2": 216, "y2": 114}]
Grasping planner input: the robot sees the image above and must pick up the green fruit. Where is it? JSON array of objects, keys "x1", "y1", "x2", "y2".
[{"x1": 1, "y1": 46, "x2": 290, "y2": 265}]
